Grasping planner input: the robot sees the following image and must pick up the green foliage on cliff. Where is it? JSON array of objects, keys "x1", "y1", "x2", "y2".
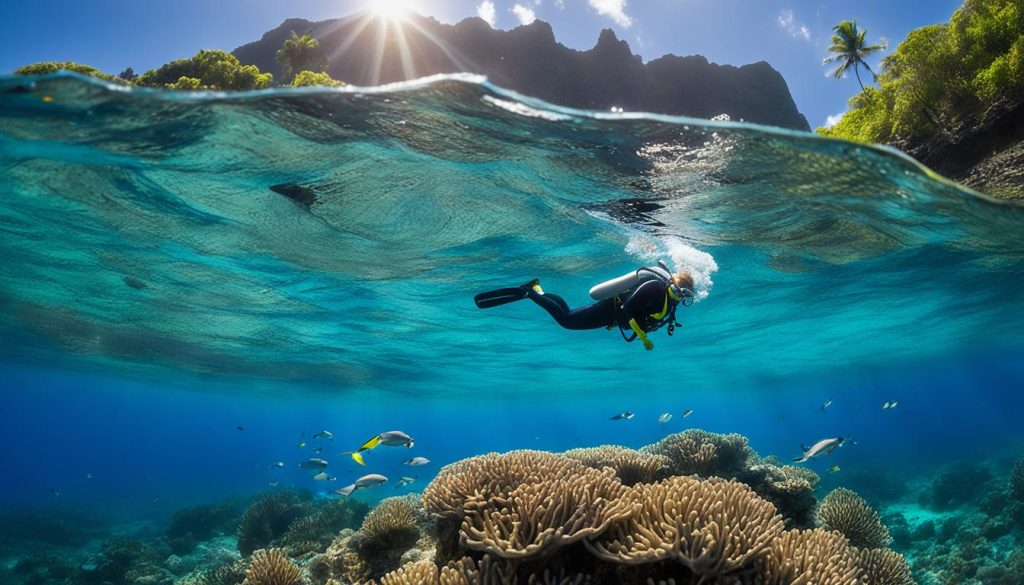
[
  {"x1": 15, "y1": 61, "x2": 122, "y2": 83},
  {"x1": 136, "y1": 50, "x2": 272, "y2": 90},
  {"x1": 277, "y1": 31, "x2": 326, "y2": 82},
  {"x1": 820, "y1": 0, "x2": 1024, "y2": 143},
  {"x1": 289, "y1": 70, "x2": 344, "y2": 87}
]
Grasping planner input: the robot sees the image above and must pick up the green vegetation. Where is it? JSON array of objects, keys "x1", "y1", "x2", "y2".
[
  {"x1": 823, "y1": 20, "x2": 886, "y2": 91},
  {"x1": 820, "y1": 0, "x2": 1024, "y2": 144},
  {"x1": 134, "y1": 50, "x2": 272, "y2": 90},
  {"x1": 290, "y1": 70, "x2": 344, "y2": 87},
  {"x1": 276, "y1": 31, "x2": 327, "y2": 82},
  {"x1": 14, "y1": 61, "x2": 122, "y2": 83}
]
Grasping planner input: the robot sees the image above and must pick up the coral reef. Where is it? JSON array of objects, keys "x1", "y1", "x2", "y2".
[
  {"x1": 587, "y1": 476, "x2": 783, "y2": 579},
  {"x1": 237, "y1": 492, "x2": 310, "y2": 556},
  {"x1": 817, "y1": 488, "x2": 892, "y2": 549},
  {"x1": 563, "y1": 445, "x2": 670, "y2": 486},
  {"x1": 928, "y1": 462, "x2": 992, "y2": 510},
  {"x1": 357, "y1": 495, "x2": 423, "y2": 576},
  {"x1": 241, "y1": 548, "x2": 301, "y2": 585},
  {"x1": 640, "y1": 429, "x2": 756, "y2": 478},
  {"x1": 279, "y1": 498, "x2": 369, "y2": 556},
  {"x1": 856, "y1": 548, "x2": 914, "y2": 585},
  {"x1": 167, "y1": 500, "x2": 242, "y2": 554},
  {"x1": 735, "y1": 458, "x2": 820, "y2": 529},
  {"x1": 1012, "y1": 457, "x2": 1024, "y2": 502},
  {"x1": 759, "y1": 528, "x2": 861, "y2": 585}
]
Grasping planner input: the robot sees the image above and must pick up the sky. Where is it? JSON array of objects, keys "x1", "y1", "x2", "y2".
[{"x1": 0, "y1": 0, "x2": 965, "y2": 128}]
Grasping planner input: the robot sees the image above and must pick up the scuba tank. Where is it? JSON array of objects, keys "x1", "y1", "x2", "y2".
[{"x1": 589, "y1": 261, "x2": 673, "y2": 301}]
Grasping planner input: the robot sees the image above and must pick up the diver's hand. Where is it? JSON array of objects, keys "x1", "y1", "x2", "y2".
[{"x1": 642, "y1": 338, "x2": 654, "y2": 351}]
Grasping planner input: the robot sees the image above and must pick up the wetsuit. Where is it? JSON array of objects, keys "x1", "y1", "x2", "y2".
[{"x1": 527, "y1": 280, "x2": 677, "y2": 333}]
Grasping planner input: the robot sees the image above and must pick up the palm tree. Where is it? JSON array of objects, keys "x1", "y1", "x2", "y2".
[
  {"x1": 823, "y1": 20, "x2": 886, "y2": 91},
  {"x1": 276, "y1": 31, "x2": 327, "y2": 81}
]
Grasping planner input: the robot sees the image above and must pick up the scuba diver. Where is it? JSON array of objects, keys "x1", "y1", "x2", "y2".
[{"x1": 474, "y1": 262, "x2": 695, "y2": 351}]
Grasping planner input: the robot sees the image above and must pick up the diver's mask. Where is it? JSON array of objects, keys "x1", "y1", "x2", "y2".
[{"x1": 670, "y1": 284, "x2": 695, "y2": 306}]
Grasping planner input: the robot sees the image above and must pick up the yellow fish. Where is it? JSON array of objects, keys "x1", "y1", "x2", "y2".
[{"x1": 829, "y1": 465, "x2": 841, "y2": 473}]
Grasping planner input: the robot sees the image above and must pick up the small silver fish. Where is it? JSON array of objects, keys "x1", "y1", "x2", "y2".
[
  {"x1": 313, "y1": 472, "x2": 331, "y2": 481},
  {"x1": 269, "y1": 480, "x2": 280, "y2": 487},
  {"x1": 882, "y1": 401, "x2": 899, "y2": 410},
  {"x1": 610, "y1": 412, "x2": 634, "y2": 420},
  {"x1": 658, "y1": 412, "x2": 672, "y2": 424},
  {"x1": 395, "y1": 476, "x2": 417, "y2": 488},
  {"x1": 299, "y1": 458, "x2": 329, "y2": 470},
  {"x1": 271, "y1": 461, "x2": 284, "y2": 468},
  {"x1": 682, "y1": 409, "x2": 694, "y2": 418},
  {"x1": 793, "y1": 437, "x2": 846, "y2": 463},
  {"x1": 335, "y1": 474, "x2": 388, "y2": 496},
  {"x1": 404, "y1": 457, "x2": 430, "y2": 466},
  {"x1": 312, "y1": 430, "x2": 334, "y2": 441},
  {"x1": 313, "y1": 446, "x2": 324, "y2": 454},
  {"x1": 821, "y1": 399, "x2": 833, "y2": 412}
]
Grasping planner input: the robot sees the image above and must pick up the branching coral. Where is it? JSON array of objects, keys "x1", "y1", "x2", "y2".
[
  {"x1": 1011, "y1": 457, "x2": 1024, "y2": 502},
  {"x1": 280, "y1": 498, "x2": 368, "y2": 555},
  {"x1": 855, "y1": 548, "x2": 914, "y2": 585},
  {"x1": 585, "y1": 476, "x2": 784, "y2": 580},
  {"x1": 640, "y1": 429, "x2": 756, "y2": 478},
  {"x1": 241, "y1": 549, "x2": 301, "y2": 585},
  {"x1": 361, "y1": 495, "x2": 421, "y2": 548},
  {"x1": 563, "y1": 445, "x2": 670, "y2": 486},
  {"x1": 194, "y1": 560, "x2": 247, "y2": 585},
  {"x1": 759, "y1": 529, "x2": 862, "y2": 585},
  {"x1": 237, "y1": 492, "x2": 308, "y2": 556},
  {"x1": 374, "y1": 555, "x2": 511, "y2": 585},
  {"x1": 817, "y1": 488, "x2": 891, "y2": 549}
]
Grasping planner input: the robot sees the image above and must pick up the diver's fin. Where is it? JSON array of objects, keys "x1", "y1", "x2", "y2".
[
  {"x1": 474, "y1": 287, "x2": 528, "y2": 309},
  {"x1": 358, "y1": 435, "x2": 382, "y2": 451}
]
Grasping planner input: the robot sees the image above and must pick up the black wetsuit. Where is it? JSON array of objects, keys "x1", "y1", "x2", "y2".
[{"x1": 527, "y1": 280, "x2": 677, "y2": 332}]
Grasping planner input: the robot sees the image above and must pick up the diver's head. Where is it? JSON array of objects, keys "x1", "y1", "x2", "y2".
[{"x1": 671, "y1": 272, "x2": 695, "y2": 305}]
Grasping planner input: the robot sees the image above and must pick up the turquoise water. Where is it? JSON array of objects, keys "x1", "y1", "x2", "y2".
[{"x1": 1, "y1": 72, "x2": 1023, "y2": 583}]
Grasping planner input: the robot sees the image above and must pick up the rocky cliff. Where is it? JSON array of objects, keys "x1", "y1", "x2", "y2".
[{"x1": 233, "y1": 14, "x2": 810, "y2": 131}]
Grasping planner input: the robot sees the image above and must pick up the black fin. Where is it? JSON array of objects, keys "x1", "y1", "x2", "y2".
[{"x1": 474, "y1": 287, "x2": 528, "y2": 309}]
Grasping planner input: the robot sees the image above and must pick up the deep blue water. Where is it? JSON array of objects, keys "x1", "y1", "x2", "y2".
[{"x1": 1, "y1": 73, "x2": 1023, "y2": 578}]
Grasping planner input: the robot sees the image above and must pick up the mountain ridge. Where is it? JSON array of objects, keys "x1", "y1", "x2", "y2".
[{"x1": 233, "y1": 14, "x2": 810, "y2": 131}]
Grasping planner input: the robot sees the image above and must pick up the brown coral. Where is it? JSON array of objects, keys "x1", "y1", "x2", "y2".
[
  {"x1": 585, "y1": 476, "x2": 784, "y2": 580},
  {"x1": 1011, "y1": 457, "x2": 1024, "y2": 501},
  {"x1": 237, "y1": 492, "x2": 308, "y2": 556},
  {"x1": 760, "y1": 529, "x2": 863, "y2": 585},
  {"x1": 280, "y1": 498, "x2": 368, "y2": 555},
  {"x1": 564, "y1": 445, "x2": 670, "y2": 486},
  {"x1": 374, "y1": 555, "x2": 513, "y2": 585},
  {"x1": 817, "y1": 488, "x2": 892, "y2": 549},
  {"x1": 641, "y1": 429, "x2": 755, "y2": 478},
  {"x1": 855, "y1": 548, "x2": 914, "y2": 585},
  {"x1": 361, "y1": 496, "x2": 420, "y2": 542},
  {"x1": 241, "y1": 549, "x2": 301, "y2": 585},
  {"x1": 736, "y1": 461, "x2": 820, "y2": 529}
]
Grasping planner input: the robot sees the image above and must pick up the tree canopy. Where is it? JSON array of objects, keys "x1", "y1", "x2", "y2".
[
  {"x1": 15, "y1": 61, "x2": 122, "y2": 83},
  {"x1": 135, "y1": 50, "x2": 272, "y2": 90},
  {"x1": 820, "y1": 0, "x2": 1024, "y2": 144},
  {"x1": 823, "y1": 20, "x2": 886, "y2": 91},
  {"x1": 290, "y1": 70, "x2": 344, "y2": 87},
  {"x1": 276, "y1": 31, "x2": 327, "y2": 82}
]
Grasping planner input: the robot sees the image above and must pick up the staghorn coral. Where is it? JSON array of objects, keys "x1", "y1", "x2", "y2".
[
  {"x1": 640, "y1": 429, "x2": 756, "y2": 478},
  {"x1": 379, "y1": 560, "x2": 439, "y2": 585},
  {"x1": 373, "y1": 555, "x2": 512, "y2": 585},
  {"x1": 817, "y1": 488, "x2": 892, "y2": 549},
  {"x1": 237, "y1": 492, "x2": 308, "y2": 556},
  {"x1": 736, "y1": 461, "x2": 820, "y2": 529},
  {"x1": 759, "y1": 529, "x2": 863, "y2": 585},
  {"x1": 1012, "y1": 457, "x2": 1024, "y2": 501},
  {"x1": 855, "y1": 548, "x2": 914, "y2": 585},
  {"x1": 585, "y1": 476, "x2": 784, "y2": 580},
  {"x1": 241, "y1": 548, "x2": 301, "y2": 585},
  {"x1": 459, "y1": 460, "x2": 633, "y2": 559},
  {"x1": 563, "y1": 445, "x2": 669, "y2": 486}
]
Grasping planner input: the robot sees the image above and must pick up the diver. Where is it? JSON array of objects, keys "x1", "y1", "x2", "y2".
[{"x1": 474, "y1": 262, "x2": 695, "y2": 351}]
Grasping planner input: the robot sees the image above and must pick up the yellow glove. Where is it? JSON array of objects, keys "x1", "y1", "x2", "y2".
[
  {"x1": 629, "y1": 319, "x2": 654, "y2": 351},
  {"x1": 642, "y1": 338, "x2": 654, "y2": 351}
]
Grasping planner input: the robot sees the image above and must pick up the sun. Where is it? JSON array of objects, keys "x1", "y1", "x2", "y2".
[{"x1": 367, "y1": 0, "x2": 416, "y2": 22}]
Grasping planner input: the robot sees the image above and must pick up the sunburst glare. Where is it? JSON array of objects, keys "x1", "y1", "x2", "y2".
[{"x1": 366, "y1": 0, "x2": 416, "y2": 22}]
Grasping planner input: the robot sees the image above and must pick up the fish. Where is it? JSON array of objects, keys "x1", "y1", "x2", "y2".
[
  {"x1": 50, "y1": 488, "x2": 61, "y2": 497},
  {"x1": 269, "y1": 481, "x2": 280, "y2": 487},
  {"x1": 236, "y1": 425, "x2": 244, "y2": 431},
  {"x1": 334, "y1": 474, "x2": 388, "y2": 496},
  {"x1": 299, "y1": 458, "x2": 329, "y2": 470},
  {"x1": 883, "y1": 401, "x2": 899, "y2": 410},
  {"x1": 658, "y1": 412, "x2": 672, "y2": 424},
  {"x1": 313, "y1": 446, "x2": 324, "y2": 454},
  {"x1": 346, "y1": 431, "x2": 415, "y2": 465},
  {"x1": 829, "y1": 466, "x2": 842, "y2": 473},
  {"x1": 820, "y1": 399, "x2": 833, "y2": 411},
  {"x1": 403, "y1": 457, "x2": 430, "y2": 466},
  {"x1": 793, "y1": 437, "x2": 846, "y2": 463},
  {"x1": 85, "y1": 473, "x2": 92, "y2": 480},
  {"x1": 395, "y1": 476, "x2": 417, "y2": 488},
  {"x1": 297, "y1": 442, "x2": 307, "y2": 448},
  {"x1": 682, "y1": 409, "x2": 694, "y2": 418},
  {"x1": 609, "y1": 412, "x2": 634, "y2": 420},
  {"x1": 312, "y1": 430, "x2": 334, "y2": 441},
  {"x1": 271, "y1": 461, "x2": 284, "y2": 468},
  {"x1": 313, "y1": 472, "x2": 333, "y2": 481}
]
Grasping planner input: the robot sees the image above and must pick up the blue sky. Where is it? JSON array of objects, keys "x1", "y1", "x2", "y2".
[{"x1": 1, "y1": 0, "x2": 963, "y2": 128}]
